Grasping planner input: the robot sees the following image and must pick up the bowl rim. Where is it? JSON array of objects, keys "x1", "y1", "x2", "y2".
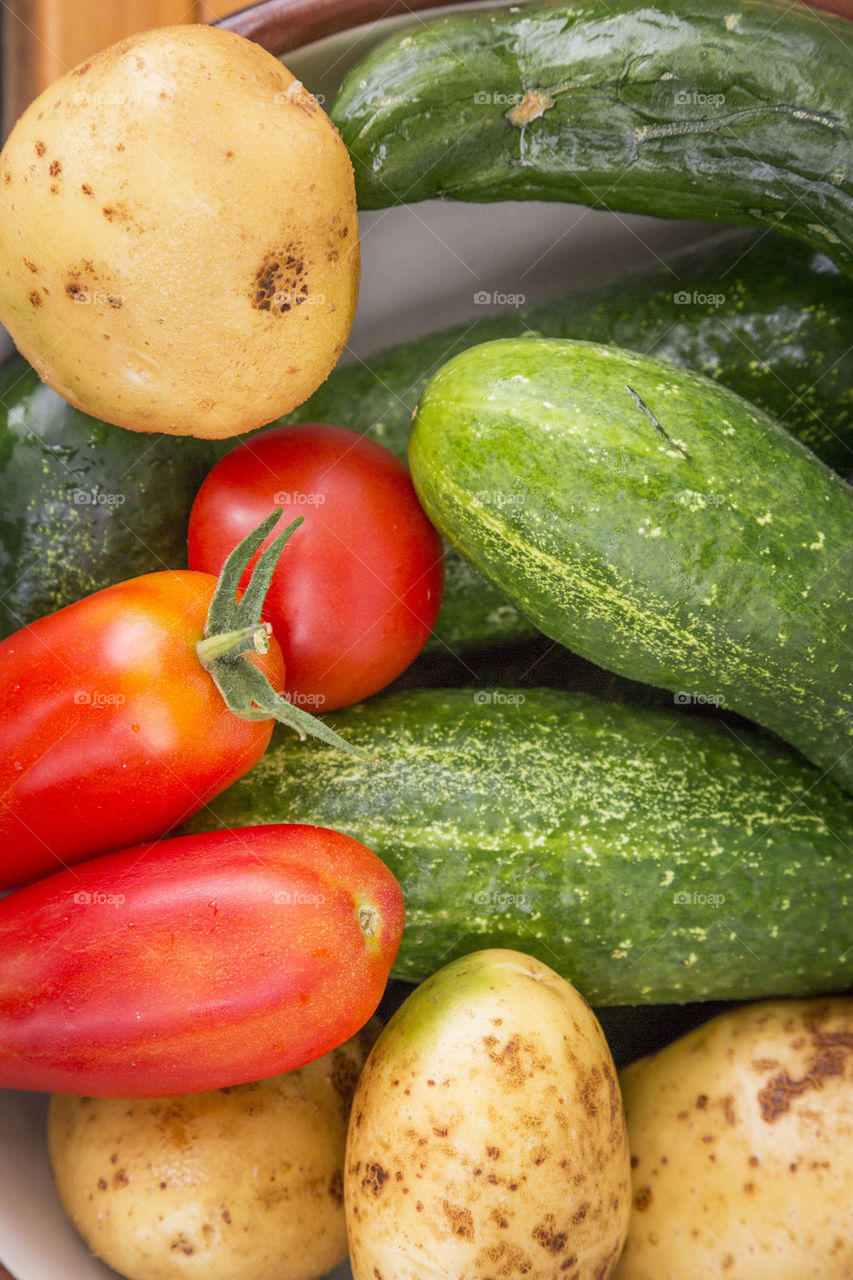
[
  {"x1": 214, "y1": 0, "x2": 853, "y2": 58},
  {"x1": 215, "y1": 0, "x2": 467, "y2": 56}
]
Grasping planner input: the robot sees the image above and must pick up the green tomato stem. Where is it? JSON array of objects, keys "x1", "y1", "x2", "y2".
[
  {"x1": 198, "y1": 508, "x2": 365, "y2": 758},
  {"x1": 196, "y1": 622, "x2": 271, "y2": 665}
]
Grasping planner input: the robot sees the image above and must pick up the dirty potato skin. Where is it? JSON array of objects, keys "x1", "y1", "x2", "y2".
[
  {"x1": 615, "y1": 997, "x2": 853, "y2": 1279},
  {"x1": 47, "y1": 1020, "x2": 380, "y2": 1280},
  {"x1": 345, "y1": 949, "x2": 631, "y2": 1280},
  {"x1": 0, "y1": 25, "x2": 359, "y2": 438}
]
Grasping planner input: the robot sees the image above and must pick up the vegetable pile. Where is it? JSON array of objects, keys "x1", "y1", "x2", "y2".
[{"x1": 0, "y1": 1, "x2": 851, "y2": 1277}]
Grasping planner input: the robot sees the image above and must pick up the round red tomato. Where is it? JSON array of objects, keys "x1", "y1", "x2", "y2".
[{"x1": 188, "y1": 424, "x2": 444, "y2": 711}]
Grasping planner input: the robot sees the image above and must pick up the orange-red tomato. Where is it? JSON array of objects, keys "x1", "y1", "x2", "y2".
[{"x1": 0, "y1": 572, "x2": 285, "y2": 889}]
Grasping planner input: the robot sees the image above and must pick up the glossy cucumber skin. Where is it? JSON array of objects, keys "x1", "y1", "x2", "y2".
[
  {"x1": 332, "y1": 0, "x2": 853, "y2": 274},
  {"x1": 285, "y1": 231, "x2": 853, "y2": 651},
  {"x1": 407, "y1": 337, "x2": 853, "y2": 794},
  {"x1": 185, "y1": 688, "x2": 853, "y2": 1004},
  {"x1": 0, "y1": 358, "x2": 218, "y2": 637}
]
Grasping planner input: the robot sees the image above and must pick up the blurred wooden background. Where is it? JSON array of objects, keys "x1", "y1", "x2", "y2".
[{"x1": 2, "y1": 0, "x2": 243, "y2": 135}]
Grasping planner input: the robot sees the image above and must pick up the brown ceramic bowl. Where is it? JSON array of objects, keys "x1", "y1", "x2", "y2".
[
  {"x1": 215, "y1": 0, "x2": 465, "y2": 55},
  {"x1": 216, "y1": 0, "x2": 853, "y2": 55}
]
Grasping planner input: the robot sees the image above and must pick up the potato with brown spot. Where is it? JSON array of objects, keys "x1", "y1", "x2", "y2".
[
  {"x1": 48, "y1": 1019, "x2": 379, "y2": 1280},
  {"x1": 615, "y1": 997, "x2": 853, "y2": 1278},
  {"x1": 346, "y1": 949, "x2": 630, "y2": 1280},
  {"x1": 0, "y1": 24, "x2": 359, "y2": 438}
]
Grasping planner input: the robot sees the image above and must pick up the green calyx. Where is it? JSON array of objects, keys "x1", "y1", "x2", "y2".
[{"x1": 196, "y1": 509, "x2": 363, "y2": 757}]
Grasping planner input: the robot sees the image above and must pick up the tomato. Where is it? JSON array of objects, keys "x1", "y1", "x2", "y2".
[
  {"x1": 0, "y1": 572, "x2": 280, "y2": 890},
  {"x1": 188, "y1": 423, "x2": 444, "y2": 711},
  {"x1": 0, "y1": 824, "x2": 404, "y2": 1096},
  {"x1": 0, "y1": 513, "x2": 355, "y2": 890}
]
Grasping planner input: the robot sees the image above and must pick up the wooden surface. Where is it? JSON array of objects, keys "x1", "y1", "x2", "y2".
[{"x1": 2, "y1": 0, "x2": 238, "y2": 134}]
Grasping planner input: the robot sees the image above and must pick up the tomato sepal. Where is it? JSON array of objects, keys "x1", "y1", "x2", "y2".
[{"x1": 197, "y1": 508, "x2": 364, "y2": 756}]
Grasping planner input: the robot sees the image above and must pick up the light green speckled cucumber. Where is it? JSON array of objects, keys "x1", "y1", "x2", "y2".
[
  {"x1": 185, "y1": 688, "x2": 853, "y2": 1004},
  {"x1": 284, "y1": 230, "x2": 853, "y2": 654},
  {"x1": 408, "y1": 338, "x2": 853, "y2": 794}
]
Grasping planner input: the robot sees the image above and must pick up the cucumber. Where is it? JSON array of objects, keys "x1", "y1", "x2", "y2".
[
  {"x1": 289, "y1": 231, "x2": 853, "y2": 475},
  {"x1": 408, "y1": 338, "x2": 853, "y2": 794},
  {"x1": 0, "y1": 357, "x2": 218, "y2": 637},
  {"x1": 285, "y1": 230, "x2": 853, "y2": 652},
  {"x1": 185, "y1": 688, "x2": 853, "y2": 1005},
  {"x1": 387, "y1": 631, "x2": 672, "y2": 708},
  {"x1": 331, "y1": 0, "x2": 853, "y2": 275}
]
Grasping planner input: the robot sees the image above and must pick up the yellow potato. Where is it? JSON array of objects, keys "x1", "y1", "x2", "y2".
[
  {"x1": 0, "y1": 25, "x2": 359, "y2": 438},
  {"x1": 346, "y1": 949, "x2": 631, "y2": 1280},
  {"x1": 48, "y1": 1020, "x2": 379, "y2": 1280},
  {"x1": 616, "y1": 997, "x2": 853, "y2": 1279}
]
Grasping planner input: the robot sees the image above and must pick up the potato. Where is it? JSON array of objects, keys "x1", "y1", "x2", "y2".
[
  {"x1": 0, "y1": 25, "x2": 359, "y2": 438},
  {"x1": 346, "y1": 949, "x2": 631, "y2": 1280},
  {"x1": 616, "y1": 997, "x2": 853, "y2": 1278},
  {"x1": 47, "y1": 1019, "x2": 380, "y2": 1280}
]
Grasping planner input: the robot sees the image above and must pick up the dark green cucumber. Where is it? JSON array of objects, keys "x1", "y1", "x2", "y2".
[
  {"x1": 288, "y1": 231, "x2": 853, "y2": 476},
  {"x1": 408, "y1": 338, "x2": 853, "y2": 793},
  {"x1": 185, "y1": 688, "x2": 853, "y2": 1004},
  {"x1": 0, "y1": 357, "x2": 218, "y2": 637},
  {"x1": 287, "y1": 230, "x2": 853, "y2": 652},
  {"x1": 332, "y1": 0, "x2": 853, "y2": 275}
]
